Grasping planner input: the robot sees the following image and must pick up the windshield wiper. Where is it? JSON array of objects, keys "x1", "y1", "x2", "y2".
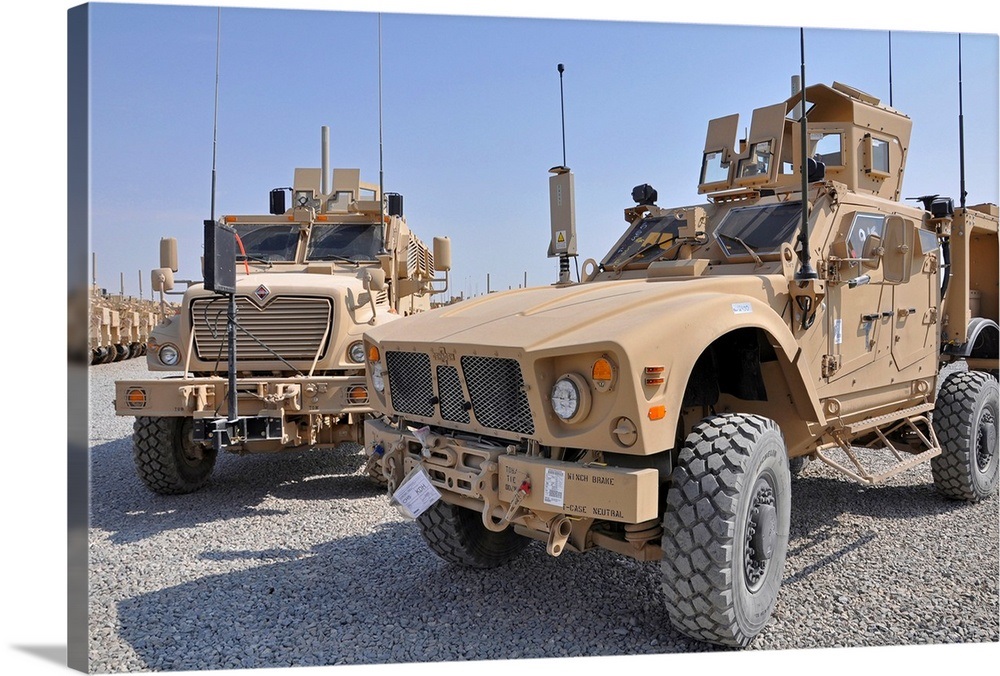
[
  {"x1": 236, "y1": 254, "x2": 273, "y2": 268},
  {"x1": 610, "y1": 238, "x2": 689, "y2": 273},
  {"x1": 718, "y1": 234, "x2": 763, "y2": 268},
  {"x1": 312, "y1": 254, "x2": 360, "y2": 266}
]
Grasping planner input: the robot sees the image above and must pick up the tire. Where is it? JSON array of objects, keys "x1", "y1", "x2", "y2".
[
  {"x1": 662, "y1": 414, "x2": 791, "y2": 647},
  {"x1": 931, "y1": 370, "x2": 999, "y2": 502},
  {"x1": 132, "y1": 416, "x2": 217, "y2": 495},
  {"x1": 417, "y1": 500, "x2": 529, "y2": 568}
]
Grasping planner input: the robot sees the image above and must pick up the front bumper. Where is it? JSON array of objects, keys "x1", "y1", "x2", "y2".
[
  {"x1": 115, "y1": 374, "x2": 371, "y2": 418},
  {"x1": 364, "y1": 417, "x2": 659, "y2": 527}
]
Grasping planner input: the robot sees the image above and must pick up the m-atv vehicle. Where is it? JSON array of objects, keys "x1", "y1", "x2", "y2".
[
  {"x1": 114, "y1": 126, "x2": 451, "y2": 495},
  {"x1": 361, "y1": 82, "x2": 999, "y2": 647}
]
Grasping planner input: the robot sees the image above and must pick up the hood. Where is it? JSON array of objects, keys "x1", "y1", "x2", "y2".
[
  {"x1": 368, "y1": 275, "x2": 780, "y2": 352},
  {"x1": 187, "y1": 269, "x2": 371, "y2": 299}
]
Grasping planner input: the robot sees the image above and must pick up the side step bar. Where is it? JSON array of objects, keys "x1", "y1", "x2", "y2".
[{"x1": 814, "y1": 407, "x2": 940, "y2": 485}]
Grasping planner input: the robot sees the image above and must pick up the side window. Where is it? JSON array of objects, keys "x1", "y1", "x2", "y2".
[
  {"x1": 812, "y1": 132, "x2": 843, "y2": 167},
  {"x1": 847, "y1": 213, "x2": 885, "y2": 259}
]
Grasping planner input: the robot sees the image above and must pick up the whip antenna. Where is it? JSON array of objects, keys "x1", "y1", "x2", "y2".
[
  {"x1": 210, "y1": 7, "x2": 221, "y2": 221},
  {"x1": 888, "y1": 31, "x2": 893, "y2": 107},
  {"x1": 558, "y1": 63, "x2": 567, "y2": 167},
  {"x1": 795, "y1": 27, "x2": 817, "y2": 282},
  {"x1": 958, "y1": 34, "x2": 967, "y2": 210},
  {"x1": 378, "y1": 13, "x2": 385, "y2": 218}
]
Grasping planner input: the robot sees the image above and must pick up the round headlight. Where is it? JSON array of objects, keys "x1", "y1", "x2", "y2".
[
  {"x1": 348, "y1": 341, "x2": 366, "y2": 364},
  {"x1": 158, "y1": 343, "x2": 180, "y2": 366},
  {"x1": 551, "y1": 373, "x2": 590, "y2": 423},
  {"x1": 371, "y1": 362, "x2": 385, "y2": 393}
]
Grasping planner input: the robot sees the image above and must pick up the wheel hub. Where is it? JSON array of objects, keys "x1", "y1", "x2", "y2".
[
  {"x1": 977, "y1": 408, "x2": 996, "y2": 473},
  {"x1": 744, "y1": 479, "x2": 776, "y2": 590}
]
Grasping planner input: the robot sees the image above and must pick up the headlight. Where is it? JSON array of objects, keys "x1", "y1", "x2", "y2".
[
  {"x1": 551, "y1": 373, "x2": 591, "y2": 423},
  {"x1": 371, "y1": 362, "x2": 385, "y2": 393},
  {"x1": 348, "y1": 341, "x2": 366, "y2": 364},
  {"x1": 158, "y1": 343, "x2": 180, "y2": 366}
]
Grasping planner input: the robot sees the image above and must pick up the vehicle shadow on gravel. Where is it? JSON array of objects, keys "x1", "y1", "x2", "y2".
[
  {"x1": 783, "y1": 464, "x2": 996, "y2": 586},
  {"x1": 114, "y1": 521, "x2": 717, "y2": 672},
  {"x1": 89, "y1": 438, "x2": 383, "y2": 546}
]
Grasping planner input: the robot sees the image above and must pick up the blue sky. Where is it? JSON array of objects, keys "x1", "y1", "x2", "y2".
[
  {"x1": 1, "y1": 3, "x2": 998, "y2": 676},
  {"x1": 83, "y1": 2, "x2": 997, "y2": 300}
]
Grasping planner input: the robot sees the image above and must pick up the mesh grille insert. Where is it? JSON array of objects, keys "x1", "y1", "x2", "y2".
[
  {"x1": 436, "y1": 365, "x2": 470, "y2": 424},
  {"x1": 385, "y1": 351, "x2": 434, "y2": 417},
  {"x1": 461, "y1": 356, "x2": 534, "y2": 434}
]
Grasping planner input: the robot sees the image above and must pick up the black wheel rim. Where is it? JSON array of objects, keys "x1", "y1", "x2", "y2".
[
  {"x1": 744, "y1": 476, "x2": 777, "y2": 592},
  {"x1": 976, "y1": 408, "x2": 996, "y2": 473}
]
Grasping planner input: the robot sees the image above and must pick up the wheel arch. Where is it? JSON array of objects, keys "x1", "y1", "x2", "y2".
[{"x1": 656, "y1": 296, "x2": 825, "y2": 453}]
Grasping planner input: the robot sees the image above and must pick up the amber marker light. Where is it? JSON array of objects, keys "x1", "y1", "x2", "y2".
[
  {"x1": 125, "y1": 387, "x2": 147, "y2": 409},
  {"x1": 644, "y1": 365, "x2": 665, "y2": 386},
  {"x1": 347, "y1": 385, "x2": 369, "y2": 405},
  {"x1": 648, "y1": 405, "x2": 666, "y2": 420},
  {"x1": 592, "y1": 357, "x2": 616, "y2": 393},
  {"x1": 368, "y1": 345, "x2": 380, "y2": 362},
  {"x1": 224, "y1": 216, "x2": 237, "y2": 223}
]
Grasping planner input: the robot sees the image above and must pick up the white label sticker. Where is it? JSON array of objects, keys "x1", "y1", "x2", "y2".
[
  {"x1": 834, "y1": 318, "x2": 843, "y2": 345},
  {"x1": 389, "y1": 466, "x2": 441, "y2": 520},
  {"x1": 732, "y1": 302, "x2": 753, "y2": 314},
  {"x1": 543, "y1": 467, "x2": 566, "y2": 507}
]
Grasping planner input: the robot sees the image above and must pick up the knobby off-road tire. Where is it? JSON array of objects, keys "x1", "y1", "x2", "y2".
[
  {"x1": 662, "y1": 414, "x2": 792, "y2": 647},
  {"x1": 132, "y1": 416, "x2": 218, "y2": 495},
  {"x1": 931, "y1": 370, "x2": 999, "y2": 502},
  {"x1": 417, "y1": 500, "x2": 529, "y2": 568}
]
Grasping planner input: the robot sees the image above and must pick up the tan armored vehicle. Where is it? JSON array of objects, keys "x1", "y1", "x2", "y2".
[
  {"x1": 114, "y1": 126, "x2": 451, "y2": 495},
  {"x1": 362, "y1": 82, "x2": 998, "y2": 647}
]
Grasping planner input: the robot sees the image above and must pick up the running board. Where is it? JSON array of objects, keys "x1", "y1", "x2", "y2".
[{"x1": 814, "y1": 410, "x2": 940, "y2": 486}]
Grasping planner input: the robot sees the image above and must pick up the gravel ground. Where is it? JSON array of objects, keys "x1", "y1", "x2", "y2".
[{"x1": 86, "y1": 358, "x2": 998, "y2": 673}]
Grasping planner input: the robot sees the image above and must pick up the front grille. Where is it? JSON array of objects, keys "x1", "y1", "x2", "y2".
[
  {"x1": 386, "y1": 351, "x2": 435, "y2": 417},
  {"x1": 383, "y1": 351, "x2": 535, "y2": 435},
  {"x1": 191, "y1": 296, "x2": 332, "y2": 362},
  {"x1": 461, "y1": 356, "x2": 534, "y2": 434},
  {"x1": 436, "y1": 365, "x2": 470, "y2": 424}
]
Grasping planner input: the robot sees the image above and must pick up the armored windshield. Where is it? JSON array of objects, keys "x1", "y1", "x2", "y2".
[
  {"x1": 233, "y1": 224, "x2": 299, "y2": 262},
  {"x1": 715, "y1": 202, "x2": 802, "y2": 257},
  {"x1": 602, "y1": 215, "x2": 683, "y2": 269},
  {"x1": 306, "y1": 223, "x2": 383, "y2": 262}
]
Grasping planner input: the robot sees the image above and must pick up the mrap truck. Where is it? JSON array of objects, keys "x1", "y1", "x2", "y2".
[
  {"x1": 114, "y1": 126, "x2": 451, "y2": 495},
  {"x1": 361, "y1": 81, "x2": 998, "y2": 647}
]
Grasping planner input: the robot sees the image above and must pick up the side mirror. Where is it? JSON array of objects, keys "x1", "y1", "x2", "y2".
[
  {"x1": 269, "y1": 189, "x2": 286, "y2": 215},
  {"x1": 882, "y1": 215, "x2": 913, "y2": 284},
  {"x1": 159, "y1": 237, "x2": 178, "y2": 272},
  {"x1": 861, "y1": 233, "x2": 883, "y2": 271},
  {"x1": 364, "y1": 268, "x2": 386, "y2": 292},
  {"x1": 433, "y1": 236, "x2": 452, "y2": 272},
  {"x1": 151, "y1": 267, "x2": 174, "y2": 293}
]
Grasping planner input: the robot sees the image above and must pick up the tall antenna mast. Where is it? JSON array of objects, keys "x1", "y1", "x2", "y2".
[
  {"x1": 210, "y1": 8, "x2": 221, "y2": 221},
  {"x1": 795, "y1": 27, "x2": 817, "y2": 282},
  {"x1": 888, "y1": 31, "x2": 893, "y2": 107},
  {"x1": 378, "y1": 13, "x2": 385, "y2": 215},
  {"x1": 558, "y1": 63, "x2": 567, "y2": 167},
  {"x1": 958, "y1": 34, "x2": 967, "y2": 211}
]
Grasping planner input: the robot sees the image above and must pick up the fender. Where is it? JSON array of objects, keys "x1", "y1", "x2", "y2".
[
  {"x1": 942, "y1": 317, "x2": 999, "y2": 357},
  {"x1": 645, "y1": 291, "x2": 826, "y2": 455}
]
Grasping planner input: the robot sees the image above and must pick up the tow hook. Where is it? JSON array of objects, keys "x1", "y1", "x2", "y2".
[{"x1": 546, "y1": 515, "x2": 573, "y2": 557}]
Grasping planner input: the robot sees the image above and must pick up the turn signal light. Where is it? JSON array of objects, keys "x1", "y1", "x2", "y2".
[
  {"x1": 368, "y1": 345, "x2": 380, "y2": 362},
  {"x1": 125, "y1": 387, "x2": 147, "y2": 409},
  {"x1": 647, "y1": 405, "x2": 666, "y2": 420},
  {"x1": 347, "y1": 385, "x2": 369, "y2": 405}
]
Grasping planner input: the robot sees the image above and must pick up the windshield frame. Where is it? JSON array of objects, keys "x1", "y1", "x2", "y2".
[
  {"x1": 231, "y1": 223, "x2": 300, "y2": 263},
  {"x1": 714, "y1": 201, "x2": 803, "y2": 260},
  {"x1": 600, "y1": 214, "x2": 685, "y2": 270},
  {"x1": 305, "y1": 221, "x2": 384, "y2": 263}
]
